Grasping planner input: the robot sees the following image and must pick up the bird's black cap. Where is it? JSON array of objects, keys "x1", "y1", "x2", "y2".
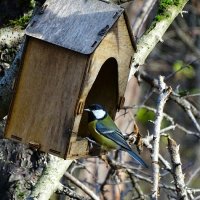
[{"x1": 86, "y1": 104, "x2": 105, "y2": 111}]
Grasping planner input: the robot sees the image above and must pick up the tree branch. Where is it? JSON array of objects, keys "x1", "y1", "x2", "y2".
[
  {"x1": 139, "y1": 71, "x2": 200, "y2": 137},
  {"x1": 56, "y1": 183, "x2": 90, "y2": 200},
  {"x1": 27, "y1": 155, "x2": 73, "y2": 200},
  {"x1": 0, "y1": 0, "x2": 191, "y2": 199},
  {"x1": 128, "y1": 0, "x2": 189, "y2": 80},
  {"x1": 168, "y1": 136, "x2": 188, "y2": 200},
  {"x1": 151, "y1": 76, "x2": 172, "y2": 200},
  {"x1": 64, "y1": 172, "x2": 100, "y2": 200},
  {"x1": 132, "y1": 0, "x2": 157, "y2": 38}
]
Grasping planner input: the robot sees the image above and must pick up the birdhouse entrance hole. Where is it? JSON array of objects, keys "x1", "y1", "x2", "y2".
[{"x1": 78, "y1": 57, "x2": 118, "y2": 138}]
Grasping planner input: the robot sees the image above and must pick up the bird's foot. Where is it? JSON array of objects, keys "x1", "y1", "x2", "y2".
[{"x1": 86, "y1": 137, "x2": 101, "y2": 147}]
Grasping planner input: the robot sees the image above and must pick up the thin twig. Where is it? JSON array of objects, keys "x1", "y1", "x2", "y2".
[
  {"x1": 160, "y1": 125, "x2": 176, "y2": 134},
  {"x1": 172, "y1": 22, "x2": 200, "y2": 58},
  {"x1": 139, "y1": 71, "x2": 200, "y2": 137},
  {"x1": 127, "y1": 172, "x2": 145, "y2": 200},
  {"x1": 175, "y1": 123, "x2": 200, "y2": 138},
  {"x1": 182, "y1": 93, "x2": 200, "y2": 98},
  {"x1": 165, "y1": 58, "x2": 200, "y2": 81},
  {"x1": 65, "y1": 172, "x2": 100, "y2": 200},
  {"x1": 132, "y1": 0, "x2": 158, "y2": 38},
  {"x1": 186, "y1": 167, "x2": 200, "y2": 185},
  {"x1": 142, "y1": 134, "x2": 172, "y2": 171},
  {"x1": 170, "y1": 94, "x2": 200, "y2": 132},
  {"x1": 104, "y1": 155, "x2": 175, "y2": 192}
]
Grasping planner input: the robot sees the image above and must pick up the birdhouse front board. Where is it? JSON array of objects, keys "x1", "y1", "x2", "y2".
[{"x1": 4, "y1": 0, "x2": 135, "y2": 159}]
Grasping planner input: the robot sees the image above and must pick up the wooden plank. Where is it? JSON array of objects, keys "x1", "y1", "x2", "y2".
[
  {"x1": 67, "y1": 139, "x2": 89, "y2": 158},
  {"x1": 26, "y1": 0, "x2": 123, "y2": 54},
  {"x1": 5, "y1": 37, "x2": 88, "y2": 158}
]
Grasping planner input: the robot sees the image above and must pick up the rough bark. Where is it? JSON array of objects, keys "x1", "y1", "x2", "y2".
[
  {"x1": 168, "y1": 137, "x2": 188, "y2": 200},
  {"x1": 0, "y1": 139, "x2": 47, "y2": 200}
]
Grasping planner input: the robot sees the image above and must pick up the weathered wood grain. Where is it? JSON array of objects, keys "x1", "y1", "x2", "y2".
[
  {"x1": 5, "y1": 37, "x2": 88, "y2": 158},
  {"x1": 79, "y1": 14, "x2": 134, "y2": 101},
  {"x1": 26, "y1": 0, "x2": 123, "y2": 54}
]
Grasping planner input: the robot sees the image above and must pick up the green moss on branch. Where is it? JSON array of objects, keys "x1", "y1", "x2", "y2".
[{"x1": 156, "y1": 0, "x2": 185, "y2": 22}]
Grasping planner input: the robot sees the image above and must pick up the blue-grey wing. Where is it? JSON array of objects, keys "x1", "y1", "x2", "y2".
[
  {"x1": 96, "y1": 121, "x2": 131, "y2": 151},
  {"x1": 96, "y1": 120, "x2": 148, "y2": 168}
]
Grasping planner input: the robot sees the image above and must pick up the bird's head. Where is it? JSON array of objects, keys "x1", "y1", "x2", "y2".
[{"x1": 84, "y1": 104, "x2": 107, "y2": 120}]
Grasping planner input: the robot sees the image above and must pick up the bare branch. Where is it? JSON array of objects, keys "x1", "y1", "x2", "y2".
[
  {"x1": 186, "y1": 167, "x2": 200, "y2": 185},
  {"x1": 136, "y1": 105, "x2": 175, "y2": 125},
  {"x1": 170, "y1": 95, "x2": 200, "y2": 132},
  {"x1": 142, "y1": 134, "x2": 172, "y2": 171},
  {"x1": 103, "y1": 154, "x2": 176, "y2": 192},
  {"x1": 172, "y1": 22, "x2": 200, "y2": 58},
  {"x1": 132, "y1": 0, "x2": 158, "y2": 38},
  {"x1": 160, "y1": 125, "x2": 176, "y2": 134},
  {"x1": 27, "y1": 155, "x2": 73, "y2": 200},
  {"x1": 57, "y1": 183, "x2": 90, "y2": 200},
  {"x1": 127, "y1": 172, "x2": 146, "y2": 200},
  {"x1": 165, "y1": 59, "x2": 200, "y2": 81},
  {"x1": 139, "y1": 71, "x2": 200, "y2": 137},
  {"x1": 128, "y1": 0, "x2": 189, "y2": 80},
  {"x1": 168, "y1": 136, "x2": 188, "y2": 200},
  {"x1": 65, "y1": 172, "x2": 100, "y2": 200},
  {"x1": 151, "y1": 76, "x2": 172, "y2": 200}
]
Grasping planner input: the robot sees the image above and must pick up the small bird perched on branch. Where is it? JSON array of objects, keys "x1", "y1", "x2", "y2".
[{"x1": 84, "y1": 104, "x2": 148, "y2": 168}]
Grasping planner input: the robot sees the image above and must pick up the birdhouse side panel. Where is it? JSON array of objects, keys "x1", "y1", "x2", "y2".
[
  {"x1": 78, "y1": 14, "x2": 134, "y2": 109},
  {"x1": 5, "y1": 37, "x2": 88, "y2": 158},
  {"x1": 111, "y1": 14, "x2": 134, "y2": 99}
]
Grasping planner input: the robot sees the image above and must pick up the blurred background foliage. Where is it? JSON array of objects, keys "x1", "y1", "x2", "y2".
[
  {"x1": 135, "y1": 0, "x2": 200, "y2": 195},
  {"x1": 0, "y1": 0, "x2": 200, "y2": 199},
  {"x1": 0, "y1": 0, "x2": 35, "y2": 28}
]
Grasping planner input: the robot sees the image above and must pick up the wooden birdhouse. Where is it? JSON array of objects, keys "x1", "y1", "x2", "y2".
[{"x1": 4, "y1": 0, "x2": 135, "y2": 159}]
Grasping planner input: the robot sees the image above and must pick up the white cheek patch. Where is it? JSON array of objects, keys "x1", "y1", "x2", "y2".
[{"x1": 93, "y1": 109, "x2": 106, "y2": 119}]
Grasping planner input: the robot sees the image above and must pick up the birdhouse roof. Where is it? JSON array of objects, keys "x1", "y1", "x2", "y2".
[{"x1": 25, "y1": 0, "x2": 129, "y2": 54}]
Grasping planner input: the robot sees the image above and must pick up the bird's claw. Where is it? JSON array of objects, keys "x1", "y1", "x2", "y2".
[{"x1": 86, "y1": 137, "x2": 101, "y2": 150}]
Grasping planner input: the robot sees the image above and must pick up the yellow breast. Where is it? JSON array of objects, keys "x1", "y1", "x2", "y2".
[{"x1": 88, "y1": 120, "x2": 118, "y2": 150}]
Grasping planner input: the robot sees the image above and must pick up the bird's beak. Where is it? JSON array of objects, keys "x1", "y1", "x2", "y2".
[{"x1": 84, "y1": 108, "x2": 90, "y2": 112}]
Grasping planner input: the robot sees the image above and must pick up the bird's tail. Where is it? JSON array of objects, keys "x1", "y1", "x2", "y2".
[{"x1": 126, "y1": 149, "x2": 148, "y2": 168}]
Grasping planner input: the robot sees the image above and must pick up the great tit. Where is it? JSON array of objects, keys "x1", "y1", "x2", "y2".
[{"x1": 84, "y1": 104, "x2": 148, "y2": 168}]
